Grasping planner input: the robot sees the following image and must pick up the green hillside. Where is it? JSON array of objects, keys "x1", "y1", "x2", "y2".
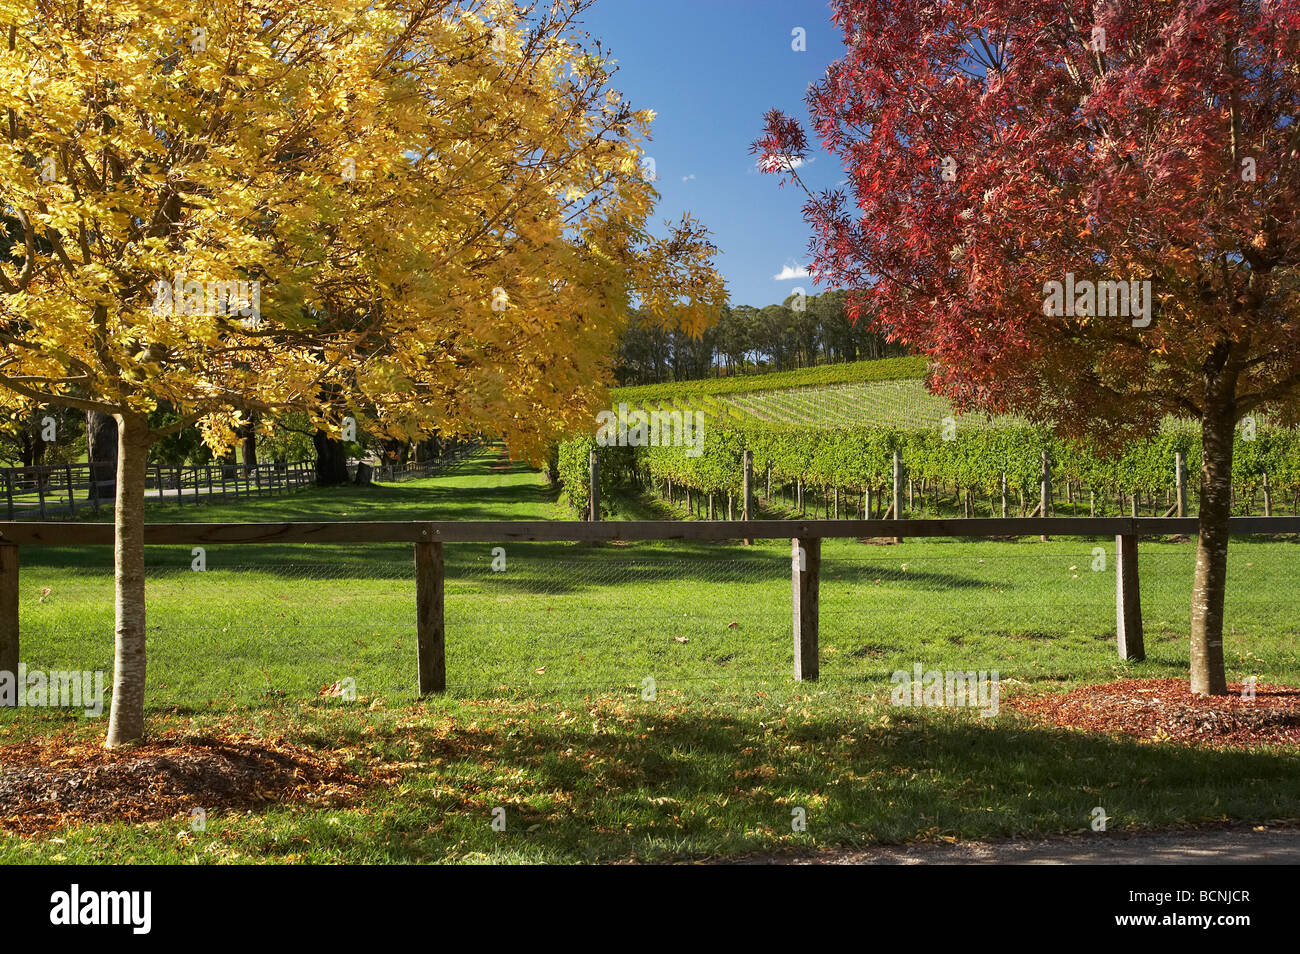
[
  {"x1": 613, "y1": 356, "x2": 927, "y2": 403},
  {"x1": 610, "y1": 356, "x2": 975, "y2": 430}
]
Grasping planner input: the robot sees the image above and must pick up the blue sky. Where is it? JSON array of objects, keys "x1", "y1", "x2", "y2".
[{"x1": 579, "y1": 0, "x2": 846, "y2": 308}]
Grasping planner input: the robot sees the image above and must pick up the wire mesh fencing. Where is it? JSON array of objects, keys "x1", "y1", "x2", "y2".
[{"x1": 11, "y1": 539, "x2": 1298, "y2": 709}]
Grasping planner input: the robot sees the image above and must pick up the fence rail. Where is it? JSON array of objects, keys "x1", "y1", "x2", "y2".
[
  {"x1": 0, "y1": 460, "x2": 316, "y2": 520},
  {"x1": 2, "y1": 515, "x2": 1296, "y2": 546}
]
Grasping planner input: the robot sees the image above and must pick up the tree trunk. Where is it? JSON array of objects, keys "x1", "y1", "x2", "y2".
[
  {"x1": 313, "y1": 429, "x2": 350, "y2": 486},
  {"x1": 30, "y1": 416, "x2": 47, "y2": 469},
  {"x1": 1190, "y1": 377, "x2": 1236, "y2": 696},
  {"x1": 240, "y1": 410, "x2": 258, "y2": 472},
  {"x1": 86, "y1": 410, "x2": 117, "y2": 501},
  {"x1": 105, "y1": 413, "x2": 151, "y2": 748}
]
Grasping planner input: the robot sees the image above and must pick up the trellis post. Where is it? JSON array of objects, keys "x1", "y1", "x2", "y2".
[
  {"x1": 892, "y1": 450, "x2": 904, "y2": 543},
  {"x1": 742, "y1": 450, "x2": 754, "y2": 545},
  {"x1": 1039, "y1": 452, "x2": 1051, "y2": 542},
  {"x1": 1175, "y1": 451, "x2": 1187, "y2": 518},
  {"x1": 1115, "y1": 533, "x2": 1145, "y2": 661},
  {"x1": 415, "y1": 540, "x2": 446, "y2": 693},
  {"x1": 792, "y1": 537, "x2": 821, "y2": 681}
]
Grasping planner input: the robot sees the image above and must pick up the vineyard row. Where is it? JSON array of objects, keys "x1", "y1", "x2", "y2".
[{"x1": 557, "y1": 421, "x2": 1300, "y2": 519}]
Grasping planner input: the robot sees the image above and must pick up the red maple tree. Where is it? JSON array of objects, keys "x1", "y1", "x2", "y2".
[{"x1": 756, "y1": 0, "x2": 1300, "y2": 694}]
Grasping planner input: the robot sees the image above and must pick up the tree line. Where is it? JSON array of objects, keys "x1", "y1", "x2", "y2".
[{"x1": 614, "y1": 290, "x2": 907, "y2": 386}]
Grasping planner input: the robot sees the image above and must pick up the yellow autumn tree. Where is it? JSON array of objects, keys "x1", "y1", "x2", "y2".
[{"x1": 0, "y1": 0, "x2": 726, "y2": 746}]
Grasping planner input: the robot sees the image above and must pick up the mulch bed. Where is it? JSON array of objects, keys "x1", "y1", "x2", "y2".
[
  {"x1": 0, "y1": 734, "x2": 374, "y2": 836},
  {"x1": 1006, "y1": 678, "x2": 1300, "y2": 748}
]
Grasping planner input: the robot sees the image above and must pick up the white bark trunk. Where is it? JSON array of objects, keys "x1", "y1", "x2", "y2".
[{"x1": 105, "y1": 412, "x2": 151, "y2": 747}]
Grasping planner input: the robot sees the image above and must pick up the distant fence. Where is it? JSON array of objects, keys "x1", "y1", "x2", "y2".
[
  {"x1": 0, "y1": 460, "x2": 315, "y2": 520},
  {"x1": 349, "y1": 442, "x2": 480, "y2": 484},
  {"x1": 2, "y1": 515, "x2": 1297, "y2": 699},
  {"x1": 2, "y1": 441, "x2": 481, "y2": 521}
]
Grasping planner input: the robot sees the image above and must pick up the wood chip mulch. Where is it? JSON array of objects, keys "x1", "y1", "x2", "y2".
[
  {"x1": 0, "y1": 734, "x2": 378, "y2": 836},
  {"x1": 1006, "y1": 678, "x2": 1300, "y2": 749}
]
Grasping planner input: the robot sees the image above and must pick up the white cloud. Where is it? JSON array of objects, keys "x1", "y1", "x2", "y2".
[
  {"x1": 681, "y1": 173, "x2": 696, "y2": 182},
  {"x1": 755, "y1": 156, "x2": 810, "y2": 173},
  {"x1": 773, "y1": 264, "x2": 810, "y2": 281}
]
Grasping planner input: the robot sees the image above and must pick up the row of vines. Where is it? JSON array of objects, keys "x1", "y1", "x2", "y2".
[{"x1": 558, "y1": 421, "x2": 1300, "y2": 515}]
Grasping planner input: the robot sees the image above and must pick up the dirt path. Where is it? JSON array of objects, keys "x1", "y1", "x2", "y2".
[{"x1": 733, "y1": 825, "x2": 1300, "y2": 865}]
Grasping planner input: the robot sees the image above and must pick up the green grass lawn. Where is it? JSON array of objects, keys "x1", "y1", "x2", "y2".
[{"x1": 2, "y1": 449, "x2": 1297, "y2": 863}]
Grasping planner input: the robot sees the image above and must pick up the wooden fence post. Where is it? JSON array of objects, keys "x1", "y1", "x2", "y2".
[
  {"x1": 1263, "y1": 471, "x2": 1272, "y2": 517},
  {"x1": 588, "y1": 450, "x2": 600, "y2": 521},
  {"x1": 742, "y1": 450, "x2": 754, "y2": 545},
  {"x1": 892, "y1": 450, "x2": 904, "y2": 543},
  {"x1": 792, "y1": 537, "x2": 821, "y2": 681},
  {"x1": 415, "y1": 540, "x2": 446, "y2": 694},
  {"x1": 5, "y1": 471, "x2": 12, "y2": 520},
  {"x1": 0, "y1": 545, "x2": 17, "y2": 695},
  {"x1": 1115, "y1": 533, "x2": 1144, "y2": 661},
  {"x1": 1175, "y1": 451, "x2": 1186, "y2": 518},
  {"x1": 35, "y1": 468, "x2": 47, "y2": 519},
  {"x1": 1040, "y1": 452, "x2": 1051, "y2": 542},
  {"x1": 65, "y1": 464, "x2": 76, "y2": 516}
]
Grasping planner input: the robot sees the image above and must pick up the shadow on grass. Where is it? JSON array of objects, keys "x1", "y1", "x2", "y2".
[{"x1": 253, "y1": 702, "x2": 1300, "y2": 863}]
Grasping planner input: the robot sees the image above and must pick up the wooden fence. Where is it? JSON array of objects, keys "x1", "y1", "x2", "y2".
[
  {"x1": 2, "y1": 515, "x2": 1297, "y2": 696},
  {"x1": 0, "y1": 460, "x2": 316, "y2": 520},
  {"x1": 347, "y1": 442, "x2": 480, "y2": 485}
]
